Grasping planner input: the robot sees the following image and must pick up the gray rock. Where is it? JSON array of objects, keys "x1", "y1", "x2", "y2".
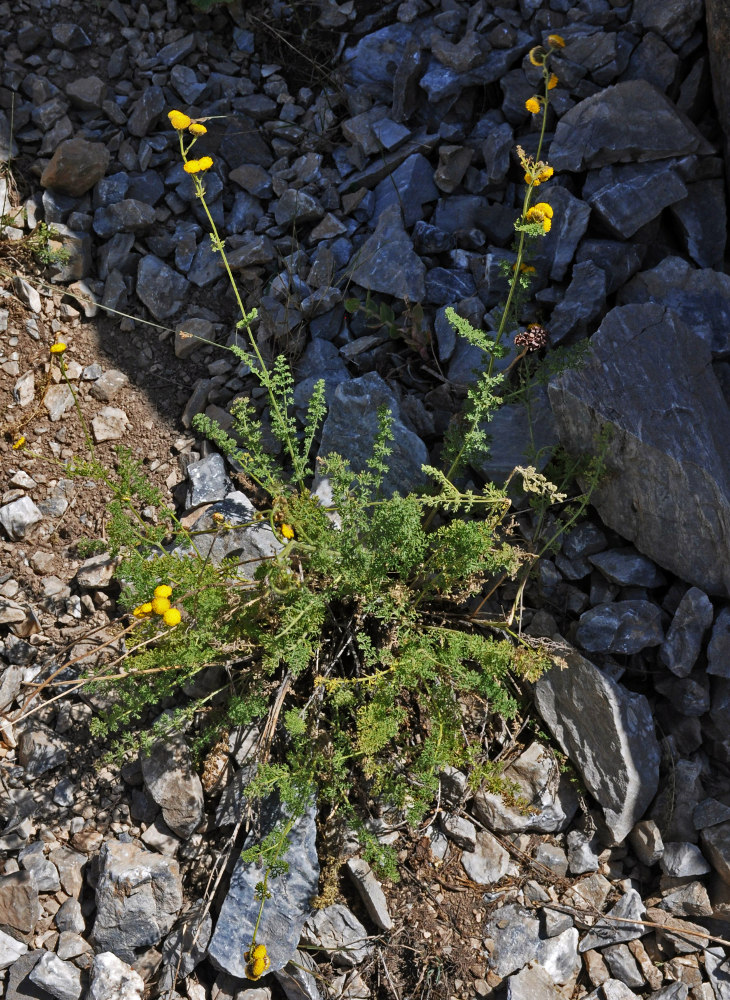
[
  {"x1": 694, "y1": 797, "x2": 730, "y2": 829},
  {"x1": 700, "y1": 821, "x2": 730, "y2": 885},
  {"x1": 371, "y1": 153, "x2": 439, "y2": 227},
  {"x1": 567, "y1": 830, "x2": 601, "y2": 874},
  {"x1": 93, "y1": 200, "x2": 156, "y2": 239},
  {"x1": 274, "y1": 189, "x2": 324, "y2": 228},
  {"x1": 273, "y1": 949, "x2": 321, "y2": 1000},
  {"x1": 316, "y1": 372, "x2": 428, "y2": 498},
  {"x1": 89, "y1": 369, "x2": 128, "y2": 402},
  {"x1": 659, "y1": 881, "x2": 713, "y2": 917},
  {"x1": 173, "y1": 492, "x2": 282, "y2": 577},
  {"x1": 549, "y1": 303, "x2": 730, "y2": 596},
  {"x1": 51, "y1": 22, "x2": 91, "y2": 49},
  {"x1": 575, "y1": 239, "x2": 645, "y2": 295},
  {"x1": 534, "y1": 843, "x2": 568, "y2": 877},
  {"x1": 76, "y1": 553, "x2": 117, "y2": 589},
  {"x1": 486, "y1": 902, "x2": 541, "y2": 977},
  {"x1": 40, "y1": 137, "x2": 109, "y2": 197},
  {"x1": 461, "y1": 830, "x2": 510, "y2": 884},
  {"x1": 345, "y1": 858, "x2": 392, "y2": 931},
  {"x1": 127, "y1": 85, "x2": 165, "y2": 137},
  {"x1": 661, "y1": 841, "x2": 711, "y2": 877},
  {"x1": 471, "y1": 386, "x2": 558, "y2": 484},
  {"x1": 707, "y1": 606, "x2": 730, "y2": 677},
  {"x1": 301, "y1": 904, "x2": 370, "y2": 967},
  {"x1": 650, "y1": 758, "x2": 704, "y2": 842},
  {"x1": 12, "y1": 275, "x2": 42, "y2": 313},
  {"x1": 174, "y1": 317, "x2": 214, "y2": 360},
  {"x1": 473, "y1": 741, "x2": 578, "y2": 834},
  {"x1": 55, "y1": 898, "x2": 84, "y2": 934},
  {"x1": 624, "y1": 31, "x2": 680, "y2": 92},
  {"x1": 576, "y1": 601, "x2": 663, "y2": 655},
  {"x1": 549, "y1": 80, "x2": 713, "y2": 173},
  {"x1": 533, "y1": 185, "x2": 592, "y2": 282},
  {"x1": 536, "y1": 926, "x2": 581, "y2": 984},
  {"x1": 19, "y1": 842, "x2": 60, "y2": 892},
  {"x1": 19, "y1": 722, "x2": 67, "y2": 776},
  {"x1": 350, "y1": 205, "x2": 425, "y2": 302},
  {"x1": 29, "y1": 952, "x2": 81, "y2": 1000},
  {"x1": 549, "y1": 261, "x2": 608, "y2": 343},
  {"x1": 141, "y1": 735, "x2": 204, "y2": 839},
  {"x1": 669, "y1": 179, "x2": 727, "y2": 270},
  {"x1": 618, "y1": 256, "x2": 730, "y2": 358},
  {"x1": 208, "y1": 798, "x2": 319, "y2": 975},
  {"x1": 91, "y1": 406, "x2": 130, "y2": 443},
  {"x1": 185, "y1": 453, "x2": 234, "y2": 509},
  {"x1": 603, "y1": 944, "x2": 643, "y2": 988},
  {"x1": 578, "y1": 889, "x2": 646, "y2": 951},
  {"x1": 659, "y1": 587, "x2": 713, "y2": 677},
  {"x1": 156, "y1": 33, "x2": 196, "y2": 67},
  {"x1": 44, "y1": 383, "x2": 74, "y2": 421},
  {"x1": 588, "y1": 547, "x2": 664, "y2": 587},
  {"x1": 534, "y1": 647, "x2": 660, "y2": 843},
  {"x1": 629, "y1": 819, "x2": 664, "y2": 866},
  {"x1": 506, "y1": 963, "x2": 563, "y2": 1000},
  {"x1": 632, "y1": 0, "x2": 704, "y2": 50},
  {"x1": 92, "y1": 840, "x2": 183, "y2": 961},
  {"x1": 0, "y1": 496, "x2": 44, "y2": 540},
  {"x1": 441, "y1": 814, "x2": 477, "y2": 851},
  {"x1": 87, "y1": 952, "x2": 144, "y2": 1000},
  {"x1": 136, "y1": 256, "x2": 189, "y2": 320},
  {"x1": 583, "y1": 160, "x2": 688, "y2": 238}
]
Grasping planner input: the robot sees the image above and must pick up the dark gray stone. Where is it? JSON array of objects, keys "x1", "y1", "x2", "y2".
[
  {"x1": 316, "y1": 372, "x2": 429, "y2": 498},
  {"x1": 583, "y1": 160, "x2": 687, "y2": 238},
  {"x1": 371, "y1": 153, "x2": 439, "y2": 228},
  {"x1": 669, "y1": 179, "x2": 727, "y2": 270},
  {"x1": 708, "y1": 607, "x2": 730, "y2": 677},
  {"x1": 618, "y1": 256, "x2": 730, "y2": 358},
  {"x1": 157, "y1": 901, "x2": 212, "y2": 991},
  {"x1": 141, "y1": 736, "x2": 204, "y2": 839},
  {"x1": 576, "y1": 601, "x2": 663, "y2": 654},
  {"x1": 623, "y1": 32, "x2": 680, "y2": 91},
  {"x1": 425, "y1": 268, "x2": 476, "y2": 305},
  {"x1": 534, "y1": 647, "x2": 660, "y2": 843},
  {"x1": 350, "y1": 205, "x2": 425, "y2": 301},
  {"x1": 549, "y1": 80, "x2": 713, "y2": 173},
  {"x1": 659, "y1": 587, "x2": 713, "y2": 677},
  {"x1": 470, "y1": 386, "x2": 558, "y2": 484},
  {"x1": 574, "y1": 239, "x2": 645, "y2": 295},
  {"x1": 531, "y1": 185, "x2": 592, "y2": 283},
  {"x1": 578, "y1": 889, "x2": 646, "y2": 951},
  {"x1": 486, "y1": 903, "x2": 541, "y2": 977},
  {"x1": 300, "y1": 904, "x2": 370, "y2": 967},
  {"x1": 136, "y1": 256, "x2": 189, "y2": 320},
  {"x1": 93, "y1": 200, "x2": 156, "y2": 239},
  {"x1": 549, "y1": 261, "x2": 608, "y2": 343},
  {"x1": 92, "y1": 840, "x2": 183, "y2": 962},
  {"x1": 208, "y1": 798, "x2": 319, "y2": 976},
  {"x1": 588, "y1": 547, "x2": 664, "y2": 587},
  {"x1": 632, "y1": 0, "x2": 704, "y2": 50},
  {"x1": 28, "y1": 953, "x2": 81, "y2": 1000},
  {"x1": 185, "y1": 454, "x2": 234, "y2": 509},
  {"x1": 549, "y1": 303, "x2": 730, "y2": 595},
  {"x1": 127, "y1": 85, "x2": 165, "y2": 137}
]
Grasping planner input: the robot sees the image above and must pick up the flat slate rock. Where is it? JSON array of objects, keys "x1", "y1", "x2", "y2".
[
  {"x1": 549, "y1": 302, "x2": 730, "y2": 596},
  {"x1": 549, "y1": 79, "x2": 713, "y2": 172},
  {"x1": 534, "y1": 646, "x2": 660, "y2": 843}
]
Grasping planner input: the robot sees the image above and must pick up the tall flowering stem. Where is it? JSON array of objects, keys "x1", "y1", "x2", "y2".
[{"x1": 442, "y1": 37, "x2": 563, "y2": 485}]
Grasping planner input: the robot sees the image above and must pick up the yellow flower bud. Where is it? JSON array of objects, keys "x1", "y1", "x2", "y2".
[
  {"x1": 189, "y1": 122, "x2": 207, "y2": 135},
  {"x1": 12, "y1": 436, "x2": 26, "y2": 450},
  {"x1": 151, "y1": 596, "x2": 171, "y2": 615},
  {"x1": 281, "y1": 523, "x2": 295, "y2": 540},
  {"x1": 547, "y1": 33, "x2": 566, "y2": 48},
  {"x1": 50, "y1": 343, "x2": 67, "y2": 354},
  {"x1": 154, "y1": 585, "x2": 173, "y2": 598},
  {"x1": 525, "y1": 97, "x2": 541, "y2": 115},
  {"x1": 547, "y1": 73, "x2": 559, "y2": 90},
  {"x1": 163, "y1": 608, "x2": 181, "y2": 627}
]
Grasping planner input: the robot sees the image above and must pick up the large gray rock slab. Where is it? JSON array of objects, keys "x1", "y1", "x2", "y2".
[
  {"x1": 617, "y1": 256, "x2": 730, "y2": 358},
  {"x1": 548, "y1": 303, "x2": 730, "y2": 596},
  {"x1": 140, "y1": 735, "x2": 204, "y2": 839},
  {"x1": 549, "y1": 80, "x2": 713, "y2": 172},
  {"x1": 583, "y1": 160, "x2": 688, "y2": 239},
  {"x1": 316, "y1": 372, "x2": 428, "y2": 498},
  {"x1": 485, "y1": 902, "x2": 541, "y2": 977},
  {"x1": 92, "y1": 840, "x2": 183, "y2": 962},
  {"x1": 208, "y1": 798, "x2": 319, "y2": 976},
  {"x1": 534, "y1": 647, "x2": 660, "y2": 843}
]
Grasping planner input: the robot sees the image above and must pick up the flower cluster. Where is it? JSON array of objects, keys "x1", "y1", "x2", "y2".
[
  {"x1": 514, "y1": 323, "x2": 549, "y2": 352},
  {"x1": 133, "y1": 584, "x2": 181, "y2": 627},
  {"x1": 524, "y1": 163, "x2": 553, "y2": 187},
  {"x1": 525, "y1": 202, "x2": 554, "y2": 233},
  {"x1": 244, "y1": 943, "x2": 270, "y2": 980},
  {"x1": 183, "y1": 157, "x2": 214, "y2": 174}
]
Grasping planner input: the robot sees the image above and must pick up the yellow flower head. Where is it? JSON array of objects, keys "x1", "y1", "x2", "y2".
[
  {"x1": 547, "y1": 34, "x2": 566, "y2": 48},
  {"x1": 525, "y1": 97, "x2": 541, "y2": 115},
  {"x1": 141, "y1": 602, "x2": 153, "y2": 614},
  {"x1": 163, "y1": 608, "x2": 181, "y2": 627},
  {"x1": 528, "y1": 46, "x2": 545, "y2": 66},
  {"x1": 526, "y1": 202, "x2": 554, "y2": 233},
  {"x1": 244, "y1": 944, "x2": 270, "y2": 980},
  {"x1": 189, "y1": 122, "x2": 207, "y2": 135},
  {"x1": 281, "y1": 523, "x2": 295, "y2": 540},
  {"x1": 151, "y1": 596, "x2": 171, "y2": 615},
  {"x1": 154, "y1": 584, "x2": 173, "y2": 598},
  {"x1": 50, "y1": 343, "x2": 67, "y2": 354},
  {"x1": 212, "y1": 511, "x2": 225, "y2": 524},
  {"x1": 12, "y1": 436, "x2": 26, "y2": 450},
  {"x1": 132, "y1": 605, "x2": 149, "y2": 617},
  {"x1": 168, "y1": 110, "x2": 192, "y2": 130},
  {"x1": 184, "y1": 156, "x2": 214, "y2": 174},
  {"x1": 252, "y1": 945, "x2": 268, "y2": 961},
  {"x1": 547, "y1": 73, "x2": 559, "y2": 90}
]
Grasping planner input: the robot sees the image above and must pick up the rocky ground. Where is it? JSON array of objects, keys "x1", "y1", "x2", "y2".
[{"x1": 3, "y1": 0, "x2": 730, "y2": 999}]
